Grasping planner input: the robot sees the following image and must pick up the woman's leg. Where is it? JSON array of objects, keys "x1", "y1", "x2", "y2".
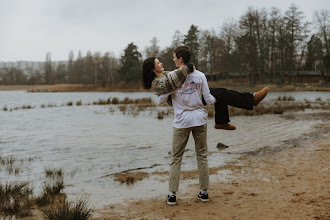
[
  {"x1": 210, "y1": 88, "x2": 254, "y2": 110},
  {"x1": 208, "y1": 87, "x2": 269, "y2": 130}
]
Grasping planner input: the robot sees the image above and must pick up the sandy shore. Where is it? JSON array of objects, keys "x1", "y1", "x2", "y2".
[{"x1": 92, "y1": 120, "x2": 330, "y2": 219}]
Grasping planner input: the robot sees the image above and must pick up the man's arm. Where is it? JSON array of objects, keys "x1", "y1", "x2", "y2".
[
  {"x1": 158, "y1": 92, "x2": 172, "y2": 104},
  {"x1": 200, "y1": 73, "x2": 216, "y2": 105}
]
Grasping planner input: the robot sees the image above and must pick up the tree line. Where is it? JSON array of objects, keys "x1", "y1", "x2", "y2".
[{"x1": 0, "y1": 4, "x2": 329, "y2": 86}]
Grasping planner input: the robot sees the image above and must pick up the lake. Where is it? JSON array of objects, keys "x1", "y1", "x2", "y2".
[{"x1": 0, "y1": 91, "x2": 329, "y2": 208}]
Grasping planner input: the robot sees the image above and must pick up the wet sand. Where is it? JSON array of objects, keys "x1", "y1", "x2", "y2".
[{"x1": 92, "y1": 115, "x2": 330, "y2": 219}]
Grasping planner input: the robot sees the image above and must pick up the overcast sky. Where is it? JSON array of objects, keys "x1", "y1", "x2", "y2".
[{"x1": 0, "y1": 0, "x2": 329, "y2": 62}]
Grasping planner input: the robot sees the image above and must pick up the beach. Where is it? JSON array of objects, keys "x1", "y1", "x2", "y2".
[
  {"x1": 1, "y1": 90, "x2": 328, "y2": 219},
  {"x1": 92, "y1": 112, "x2": 330, "y2": 220}
]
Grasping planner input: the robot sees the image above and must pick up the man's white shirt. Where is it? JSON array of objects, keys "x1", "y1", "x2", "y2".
[{"x1": 158, "y1": 70, "x2": 216, "y2": 128}]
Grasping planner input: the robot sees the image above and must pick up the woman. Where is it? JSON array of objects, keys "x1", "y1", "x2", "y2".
[{"x1": 142, "y1": 57, "x2": 269, "y2": 130}]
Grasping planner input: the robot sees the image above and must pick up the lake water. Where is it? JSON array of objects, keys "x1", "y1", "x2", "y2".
[{"x1": 0, "y1": 91, "x2": 329, "y2": 208}]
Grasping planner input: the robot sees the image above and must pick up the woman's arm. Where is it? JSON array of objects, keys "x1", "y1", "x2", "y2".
[{"x1": 153, "y1": 65, "x2": 191, "y2": 95}]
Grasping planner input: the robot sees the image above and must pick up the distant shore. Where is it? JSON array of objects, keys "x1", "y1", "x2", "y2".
[{"x1": 0, "y1": 83, "x2": 329, "y2": 93}]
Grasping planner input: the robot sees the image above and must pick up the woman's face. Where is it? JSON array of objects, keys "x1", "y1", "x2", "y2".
[{"x1": 154, "y1": 58, "x2": 164, "y2": 77}]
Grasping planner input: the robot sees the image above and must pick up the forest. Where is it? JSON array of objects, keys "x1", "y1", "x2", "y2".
[{"x1": 0, "y1": 5, "x2": 329, "y2": 87}]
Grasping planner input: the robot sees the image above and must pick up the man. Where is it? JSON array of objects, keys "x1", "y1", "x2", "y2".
[{"x1": 158, "y1": 46, "x2": 215, "y2": 205}]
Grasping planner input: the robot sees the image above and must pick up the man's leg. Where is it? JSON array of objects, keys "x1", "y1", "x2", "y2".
[
  {"x1": 191, "y1": 124, "x2": 209, "y2": 191},
  {"x1": 169, "y1": 127, "x2": 190, "y2": 193}
]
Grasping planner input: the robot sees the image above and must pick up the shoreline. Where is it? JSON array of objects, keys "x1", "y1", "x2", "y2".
[
  {"x1": 0, "y1": 83, "x2": 330, "y2": 93},
  {"x1": 3, "y1": 99, "x2": 329, "y2": 219},
  {"x1": 91, "y1": 118, "x2": 330, "y2": 219}
]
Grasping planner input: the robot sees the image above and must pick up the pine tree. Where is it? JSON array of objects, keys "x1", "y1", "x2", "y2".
[
  {"x1": 183, "y1": 25, "x2": 200, "y2": 66},
  {"x1": 119, "y1": 43, "x2": 142, "y2": 82}
]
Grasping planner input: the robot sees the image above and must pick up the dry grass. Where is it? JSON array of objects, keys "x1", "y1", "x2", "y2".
[
  {"x1": 42, "y1": 198, "x2": 93, "y2": 220},
  {"x1": 207, "y1": 82, "x2": 330, "y2": 92},
  {"x1": 36, "y1": 168, "x2": 65, "y2": 207},
  {"x1": 276, "y1": 96, "x2": 295, "y2": 101},
  {"x1": 0, "y1": 155, "x2": 22, "y2": 176},
  {"x1": 0, "y1": 163, "x2": 91, "y2": 219},
  {"x1": 0, "y1": 181, "x2": 33, "y2": 217},
  {"x1": 93, "y1": 98, "x2": 111, "y2": 105},
  {"x1": 113, "y1": 172, "x2": 150, "y2": 185},
  {"x1": 2, "y1": 105, "x2": 35, "y2": 112},
  {"x1": 76, "y1": 100, "x2": 82, "y2": 106},
  {"x1": 0, "y1": 83, "x2": 329, "y2": 93}
]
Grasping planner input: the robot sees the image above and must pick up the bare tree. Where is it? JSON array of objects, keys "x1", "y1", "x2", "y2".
[
  {"x1": 313, "y1": 10, "x2": 330, "y2": 55},
  {"x1": 44, "y1": 52, "x2": 53, "y2": 84},
  {"x1": 172, "y1": 30, "x2": 183, "y2": 47},
  {"x1": 284, "y1": 4, "x2": 310, "y2": 73},
  {"x1": 144, "y1": 37, "x2": 160, "y2": 58}
]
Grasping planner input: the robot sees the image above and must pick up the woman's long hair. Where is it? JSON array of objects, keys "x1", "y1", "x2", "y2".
[{"x1": 142, "y1": 57, "x2": 156, "y2": 90}]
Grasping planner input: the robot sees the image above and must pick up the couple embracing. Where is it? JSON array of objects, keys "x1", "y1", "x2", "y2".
[{"x1": 142, "y1": 46, "x2": 268, "y2": 205}]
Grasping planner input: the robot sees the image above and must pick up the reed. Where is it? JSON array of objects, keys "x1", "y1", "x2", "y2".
[
  {"x1": 42, "y1": 198, "x2": 92, "y2": 220},
  {"x1": 76, "y1": 100, "x2": 82, "y2": 106},
  {"x1": 66, "y1": 102, "x2": 73, "y2": 106},
  {"x1": 277, "y1": 96, "x2": 295, "y2": 101},
  {"x1": 93, "y1": 98, "x2": 111, "y2": 105},
  {"x1": 111, "y1": 97, "x2": 119, "y2": 104},
  {"x1": 35, "y1": 168, "x2": 65, "y2": 207},
  {"x1": 0, "y1": 181, "x2": 33, "y2": 217},
  {"x1": 157, "y1": 111, "x2": 164, "y2": 119},
  {"x1": 45, "y1": 168, "x2": 63, "y2": 178}
]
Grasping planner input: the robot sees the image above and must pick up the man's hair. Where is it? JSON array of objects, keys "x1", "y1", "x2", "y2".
[{"x1": 174, "y1": 46, "x2": 191, "y2": 64}]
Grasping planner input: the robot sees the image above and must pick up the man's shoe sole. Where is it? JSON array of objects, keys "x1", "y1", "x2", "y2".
[
  {"x1": 198, "y1": 198, "x2": 209, "y2": 202},
  {"x1": 167, "y1": 201, "x2": 176, "y2": 205}
]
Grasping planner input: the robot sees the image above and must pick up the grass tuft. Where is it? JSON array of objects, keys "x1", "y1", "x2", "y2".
[
  {"x1": 114, "y1": 172, "x2": 149, "y2": 185},
  {"x1": 36, "y1": 168, "x2": 65, "y2": 207},
  {"x1": 42, "y1": 198, "x2": 93, "y2": 220},
  {"x1": 0, "y1": 181, "x2": 33, "y2": 217},
  {"x1": 76, "y1": 100, "x2": 82, "y2": 106}
]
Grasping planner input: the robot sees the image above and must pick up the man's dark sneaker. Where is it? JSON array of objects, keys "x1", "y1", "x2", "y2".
[
  {"x1": 198, "y1": 191, "x2": 209, "y2": 202},
  {"x1": 166, "y1": 194, "x2": 176, "y2": 205}
]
